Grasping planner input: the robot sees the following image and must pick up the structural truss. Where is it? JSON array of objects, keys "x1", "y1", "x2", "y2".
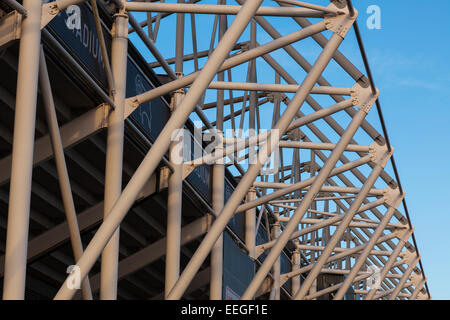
[{"x1": 0, "y1": 0, "x2": 430, "y2": 300}]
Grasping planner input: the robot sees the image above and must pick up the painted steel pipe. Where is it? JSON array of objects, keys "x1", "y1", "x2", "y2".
[
  {"x1": 3, "y1": 0, "x2": 27, "y2": 17},
  {"x1": 165, "y1": 3, "x2": 185, "y2": 298},
  {"x1": 3, "y1": 0, "x2": 42, "y2": 300},
  {"x1": 207, "y1": 81, "x2": 352, "y2": 95},
  {"x1": 100, "y1": 13, "x2": 129, "y2": 300},
  {"x1": 125, "y1": 2, "x2": 327, "y2": 17},
  {"x1": 39, "y1": 47, "x2": 93, "y2": 300}
]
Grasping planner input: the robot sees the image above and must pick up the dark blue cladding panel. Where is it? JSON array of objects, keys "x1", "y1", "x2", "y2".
[
  {"x1": 47, "y1": 2, "x2": 110, "y2": 89},
  {"x1": 223, "y1": 232, "x2": 254, "y2": 300},
  {"x1": 126, "y1": 62, "x2": 213, "y2": 204},
  {"x1": 127, "y1": 62, "x2": 171, "y2": 141},
  {"x1": 226, "y1": 179, "x2": 245, "y2": 241},
  {"x1": 256, "y1": 221, "x2": 292, "y2": 293},
  {"x1": 185, "y1": 165, "x2": 212, "y2": 204}
]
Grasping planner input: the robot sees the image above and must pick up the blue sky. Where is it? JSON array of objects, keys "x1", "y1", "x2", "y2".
[
  {"x1": 347, "y1": 0, "x2": 450, "y2": 300},
  {"x1": 129, "y1": 0, "x2": 450, "y2": 299}
]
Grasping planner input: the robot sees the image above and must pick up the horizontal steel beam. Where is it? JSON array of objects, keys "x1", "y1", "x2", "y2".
[
  {"x1": 278, "y1": 141, "x2": 370, "y2": 152},
  {"x1": 207, "y1": 82, "x2": 352, "y2": 95},
  {"x1": 125, "y1": 3, "x2": 328, "y2": 17}
]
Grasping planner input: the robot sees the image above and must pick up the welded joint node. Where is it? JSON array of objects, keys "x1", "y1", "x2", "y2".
[
  {"x1": 409, "y1": 271, "x2": 423, "y2": 287},
  {"x1": 112, "y1": 13, "x2": 129, "y2": 39},
  {"x1": 125, "y1": 97, "x2": 140, "y2": 113},
  {"x1": 0, "y1": 10, "x2": 22, "y2": 48},
  {"x1": 394, "y1": 226, "x2": 414, "y2": 244},
  {"x1": 368, "y1": 140, "x2": 392, "y2": 167},
  {"x1": 169, "y1": 80, "x2": 185, "y2": 111},
  {"x1": 101, "y1": 102, "x2": 113, "y2": 127},
  {"x1": 383, "y1": 186, "x2": 404, "y2": 209},
  {"x1": 272, "y1": 220, "x2": 281, "y2": 230},
  {"x1": 182, "y1": 163, "x2": 196, "y2": 181},
  {"x1": 324, "y1": 2, "x2": 357, "y2": 38},
  {"x1": 169, "y1": 89, "x2": 185, "y2": 112},
  {"x1": 266, "y1": 92, "x2": 277, "y2": 103},
  {"x1": 331, "y1": 0, "x2": 349, "y2": 9},
  {"x1": 293, "y1": 239, "x2": 301, "y2": 252},
  {"x1": 40, "y1": 2, "x2": 60, "y2": 29},
  {"x1": 383, "y1": 186, "x2": 408, "y2": 229},
  {"x1": 237, "y1": 41, "x2": 250, "y2": 53},
  {"x1": 254, "y1": 243, "x2": 266, "y2": 260},
  {"x1": 417, "y1": 291, "x2": 429, "y2": 300},
  {"x1": 351, "y1": 83, "x2": 379, "y2": 114},
  {"x1": 399, "y1": 250, "x2": 420, "y2": 265},
  {"x1": 159, "y1": 166, "x2": 171, "y2": 190}
]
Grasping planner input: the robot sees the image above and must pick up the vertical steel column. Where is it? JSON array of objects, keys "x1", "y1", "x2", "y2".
[
  {"x1": 345, "y1": 231, "x2": 351, "y2": 270},
  {"x1": 210, "y1": 1, "x2": 226, "y2": 299},
  {"x1": 2, "y1": 0, "x2": 42, "y2": 300},
  {"x1": 165, "y1": 1, "x2": 185, "y2": 298},
  {"x1": 210, "y1": 149, "x2": 224, "y2": 299},
  {"x1": 310, "y1": 150, "x2": 316, "y2": 262},
  {"x1": 100, "y1": 12, "x2": 128, "y2": 300},
  {"x1": 245, "y1": 188, "x2": 256, "y2": 259},
  {"x1": 291, "y1": 241, "x2": 301, "y2": 297},
  {"x1": 270, "y1": 222, "x2": 281, "y2": 300},
  {"x1": 210, "y1": 158, "x2": 224, "y2": 299},
  {"x1": 165, "y1": 93, "x2": 184, "y2": 298},
  {"x1": 39, "y1": 48, "x2": 93, "y2": 300},
  {"x1": 249, "y1": 20, "x2": 257, "y2": 139},
  {"x1": 272, "y1": 72, "x2": 284, "y2": 300}
]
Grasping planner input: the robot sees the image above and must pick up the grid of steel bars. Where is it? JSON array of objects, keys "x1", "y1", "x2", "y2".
[{"x1": 0, "y1": 0, "x2": 430, "y2": 300}]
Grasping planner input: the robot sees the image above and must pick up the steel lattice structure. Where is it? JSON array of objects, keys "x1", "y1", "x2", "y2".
[{"x1": 0, "y1": 0, "x2": 430, "y2": 300}]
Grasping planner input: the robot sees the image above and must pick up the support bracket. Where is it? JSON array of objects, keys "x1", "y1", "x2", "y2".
[
  {"x1": 383, "y1": 186, "x2": 404, "y2": 209},
  {"x1": 368, "y1": 141, "x2": 392, "y2": 168},
  {"x1": 399, "y1": 250, "x2": 420, "y2": 265},
  {"x1": 40, "y1": 2, "x2": 59, "y2": 30},
  {"x1": 390, "y1": 227, "x2": 413, "y2": 248},
  {"x1": 409, "y1": 271, "x2": 423, "y2": 287},
  {"x1": 351, "y1": 83, "x2": 379, "y2": 114},
  {"x1": 159, "y1": 166, "x2": 171, "y2": 190},
  {"x1": 124, "y1": 97, "x2": 140, "y2": 119},
  {"x1": 0, "y1": 10, "x2": 22, "y2": 49},
  {"x1": 324, "y1": 3, "x2": 357, "y2": 38}
]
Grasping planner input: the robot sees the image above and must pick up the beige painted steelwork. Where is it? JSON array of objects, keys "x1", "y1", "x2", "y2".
[{"x1": 0, "y1": 0, "x2": 429, "y2": 300}]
